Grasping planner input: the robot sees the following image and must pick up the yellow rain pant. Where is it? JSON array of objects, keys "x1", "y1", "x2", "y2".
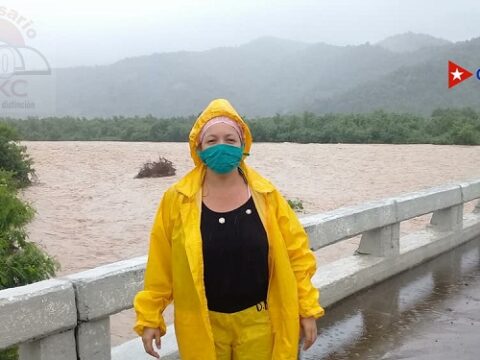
[{"x1": 208, "y1": 301, "x2": 273, "y2": 360}]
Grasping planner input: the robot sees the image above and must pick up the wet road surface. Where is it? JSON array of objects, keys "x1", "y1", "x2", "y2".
[{"x1": 304, "y1": 237, "x2": 480, "y2": 360}]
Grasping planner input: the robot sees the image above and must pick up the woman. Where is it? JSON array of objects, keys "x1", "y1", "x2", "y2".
[{"x1": 133, "y1": 98, "x2": 324, "y2": 359}]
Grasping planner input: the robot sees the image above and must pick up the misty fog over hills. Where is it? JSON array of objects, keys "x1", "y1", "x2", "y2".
[{"x1": 31, "y1": 32, "x2": 480, "y2": 118}]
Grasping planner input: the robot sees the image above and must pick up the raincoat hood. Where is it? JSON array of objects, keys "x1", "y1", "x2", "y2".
[{"x1": 189, "y1": 98, "x2": 252, "y2": 167}]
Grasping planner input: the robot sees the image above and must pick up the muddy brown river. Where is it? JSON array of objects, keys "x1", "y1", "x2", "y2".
[{"x1": 19, "y1": 141, "x2": 480, "y2": 345}]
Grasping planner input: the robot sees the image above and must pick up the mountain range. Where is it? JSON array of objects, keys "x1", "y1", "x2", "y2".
[{"x1": 25, "y1": 32, "x2": 480, "y2": 118}]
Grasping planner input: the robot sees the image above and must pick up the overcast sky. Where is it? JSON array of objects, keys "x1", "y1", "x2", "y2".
[{"x1": 3, "y1": 0, "x2": 479, "y2": 68}]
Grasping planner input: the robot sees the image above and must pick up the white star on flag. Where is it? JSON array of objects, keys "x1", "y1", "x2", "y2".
[{"x1": 451, "y1": 68, "x2": 464, "y2": 80}]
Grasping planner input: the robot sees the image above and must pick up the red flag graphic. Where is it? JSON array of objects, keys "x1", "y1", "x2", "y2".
[{"x1": 448, "y1": 61, "x2": 473, "y2": 88}]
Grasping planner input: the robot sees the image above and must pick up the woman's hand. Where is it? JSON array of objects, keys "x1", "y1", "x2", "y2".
[
  {"x1": 142, "y1": 327, "x2": 162, "y2": 358},
  {"x1": 300, "y1": 316, "x2": 317, "y2": 351}
]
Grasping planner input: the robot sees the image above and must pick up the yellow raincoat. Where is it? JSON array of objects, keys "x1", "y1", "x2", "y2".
[{"x1": 133, "y1": 98, "x2": 324, "y2": 359}]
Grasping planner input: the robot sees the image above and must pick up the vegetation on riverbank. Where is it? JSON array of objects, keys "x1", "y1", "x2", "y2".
[
  {"x1": 0, "y1": 124, "x2": 58, "y2": 360},
  {"x1": 2, "y1": 108, "x2": 480, "y2": 145}
]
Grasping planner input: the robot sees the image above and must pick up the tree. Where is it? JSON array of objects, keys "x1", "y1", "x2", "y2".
[
  {"x1": 0, "y1": 124, "x2": 35, "y2": 187},
  {"x1": 0, "y1": 125, "x2": 58, "y2": 360}
]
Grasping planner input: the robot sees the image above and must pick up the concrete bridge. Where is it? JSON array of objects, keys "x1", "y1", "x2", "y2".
[{"x1": 1, "y1": 178, "x2": 480, "y2": 360}]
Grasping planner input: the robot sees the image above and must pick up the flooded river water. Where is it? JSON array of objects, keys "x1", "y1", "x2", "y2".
[{"x1": 19, "y1": 141, "x2": 480, "y2": 345}]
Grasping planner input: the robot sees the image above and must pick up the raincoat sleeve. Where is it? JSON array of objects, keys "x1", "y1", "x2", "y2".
[
  {"x1": 273, "y1": 189, "x2": 325, "y2": 319},
  {"x1": 133, "y1": 188, "x2": 175, "y2": 337}
]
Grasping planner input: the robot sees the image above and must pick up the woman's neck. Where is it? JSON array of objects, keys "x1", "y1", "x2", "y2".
[{"x1": 203, "y1": 167, "x2": 245, "y2": 189}]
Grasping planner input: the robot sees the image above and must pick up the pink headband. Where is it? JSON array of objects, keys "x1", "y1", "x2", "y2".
[{"x1": 198, "y1": 116, "x2": 244, "y2": 144}]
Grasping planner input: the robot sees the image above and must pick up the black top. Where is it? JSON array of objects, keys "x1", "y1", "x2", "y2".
[{"x1": 201, "y1": 194, "x2": 269, "y2": 313}]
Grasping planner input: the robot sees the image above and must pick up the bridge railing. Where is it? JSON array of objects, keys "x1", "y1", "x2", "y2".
[
  {"x1": 304, "y1": 180, "x2": 480, "y2": 307},
  {"x1": 1, "y1": 179, "x2": 480, "y2": 360}
]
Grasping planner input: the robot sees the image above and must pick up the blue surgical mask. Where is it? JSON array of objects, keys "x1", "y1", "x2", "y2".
[{"x1": 197, "y1": 143, "x2": 246, "y2": 174}]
